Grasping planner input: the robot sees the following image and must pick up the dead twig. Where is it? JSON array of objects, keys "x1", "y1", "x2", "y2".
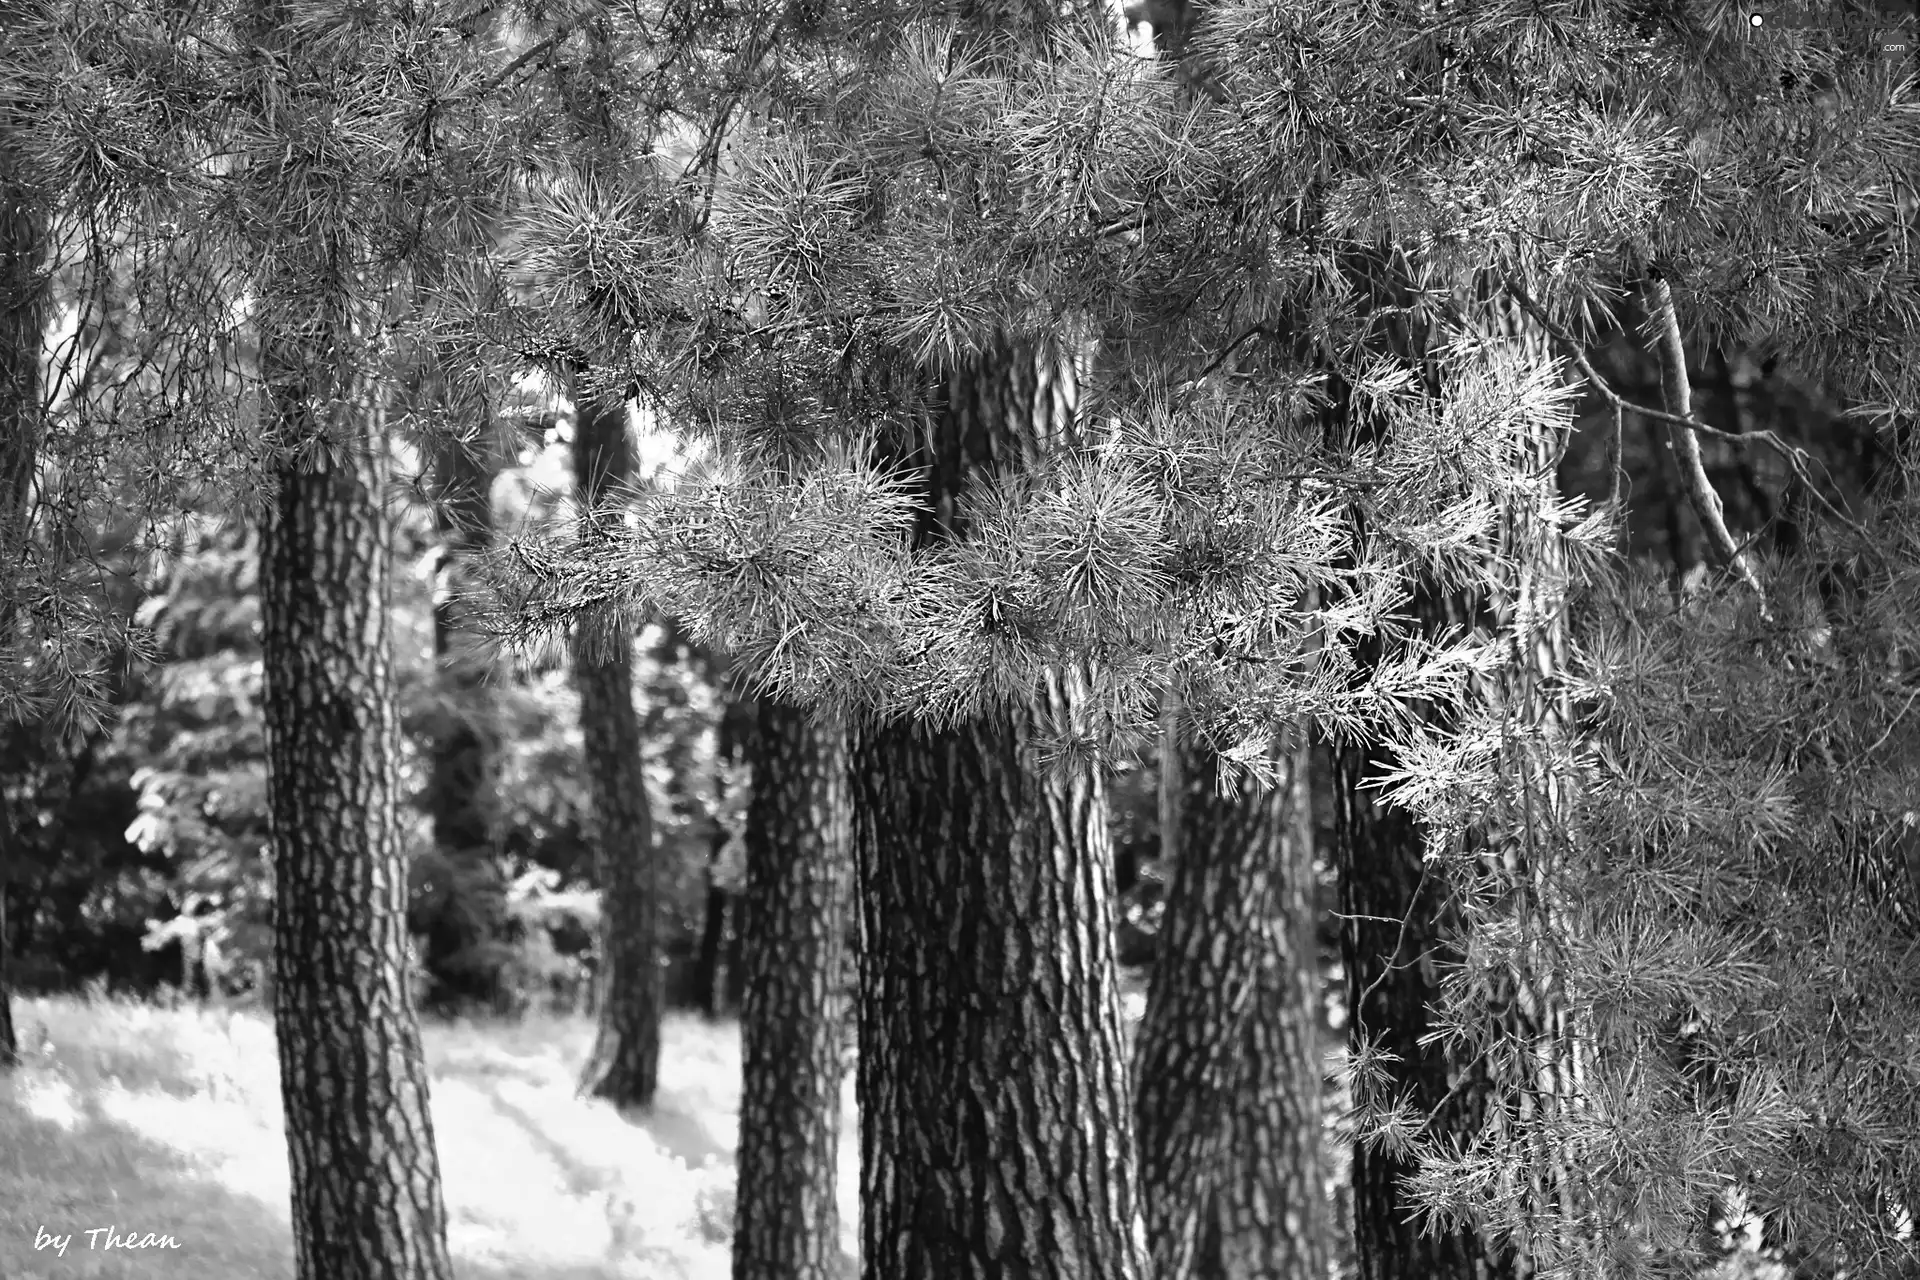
[
  {"x1": 1502, "y1": 278, "x2": 1868, "y2": 546},
  {"x1": 1637, "y1": 274, "x2": 1765, "y2": 609}
]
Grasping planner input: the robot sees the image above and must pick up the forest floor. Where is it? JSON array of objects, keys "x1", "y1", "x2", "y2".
[{"x1": 0, "y1": 994, "x2": 857, "y2": 1279}]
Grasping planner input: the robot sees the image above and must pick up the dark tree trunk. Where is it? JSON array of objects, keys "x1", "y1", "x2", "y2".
[
  {"x1": 418, "y1": 423, "x2": 506, "y2": 1013},
  {"x1": 0, "y1": 114, "x2": 49, "y2": 1071},
  {"x1": 258, "y1": 354, "x2": 453, "y2": 1280},
  {"x1": 571, "y1": 391, "x2": 661, "y2": 1109},
  {"x1": 1330, "y1": 291, "x2": 1584, "y2": 1280},
  {"x1": 693, "y1": 881, "x2": 736, "y2": 1018},
  {"x1": 854, "y1": 338, "x2": 1149, "y2": 1280},
  {"x1": 1134, "y1": 731, "x2": 1330, "y2": 1280},
  {"x1": 733, "y1": 700, "x2": 853, "y2": 1280},
  {"x1": 1335, "y1": 731, "x2": 1509, "y2": 1280},
  {"x1": 0, "y1": 886, "x2": 16, "y2": 1068},
  {"x1": 695, "y1": 690, "x2": 756, "y2": 1019}
]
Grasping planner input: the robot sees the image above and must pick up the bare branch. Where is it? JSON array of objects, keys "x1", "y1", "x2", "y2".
[
  {"x1": 1502, "y1": 277, "x2": 1869, "y2": 546},
  {"x1": 1638, "y1": 274, "x2": 1765, "y2": 610}
]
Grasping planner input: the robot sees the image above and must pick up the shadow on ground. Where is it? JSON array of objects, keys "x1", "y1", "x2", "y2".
[
  {"x1": 1, "y1": 1072, "x2": 725, "y2": 1280},
  {"x1": 481, "y1": 1087, "x2": 621, "y2": 1200},
  {"x1": 0, "y1": 1081, "x2": 294, "y2": 1279}
]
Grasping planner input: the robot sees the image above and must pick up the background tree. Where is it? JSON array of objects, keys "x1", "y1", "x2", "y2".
[
  {"x1": 1133, "y1": 727, "x2": 1332, "y2": 1280},
  {"x1": 406, "y1": 353, "x2": 511, "y2": 1014},
  {"x1": 570, "y1": 393, "x2": 664, "y2": 1108},
  {"x1": 692, "y1": 684, "x2": 754, "y2": 1018},
  {"x1": 0, "y1": 90, "x2": 49, "y2": 1069},
  {"x1": 495, "y1": 1, "x2": 730, "y2": 1110}
]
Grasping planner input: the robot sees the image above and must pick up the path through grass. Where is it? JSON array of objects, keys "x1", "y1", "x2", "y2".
[{"x1": 0, "y1": 995, "x2": 859, "y2": 1279}]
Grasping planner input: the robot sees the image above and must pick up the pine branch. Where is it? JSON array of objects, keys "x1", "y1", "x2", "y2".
[
  {"x1": 1502, "y1": 278, "x2": 1869, "y2": 545},
  {"x1": 478, "y1": 26, "x2": 581, "y2": 99},
  {"x1": 1186, "y1": 322, "x2": 1270, "y2": 386}
]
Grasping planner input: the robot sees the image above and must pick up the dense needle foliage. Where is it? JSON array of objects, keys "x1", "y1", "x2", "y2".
[{"x1": 3, "y1": 0, "x2": 1919, "y2": 1273}]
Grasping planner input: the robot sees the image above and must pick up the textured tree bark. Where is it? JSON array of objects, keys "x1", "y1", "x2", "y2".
[
  {"x1": 1337, "y1": 295, "x2": 1577, "y2": 1280},
  {"x1": 0, "y1": 117, "x2": 48, "y2": 1071},
  {"x1": 1336, "y1": 728, "x2": 1511, "y2": 1280},
  {"x1": 258, "y1": 352, "x2": 454, "y2": 1280},
  {"x1": 854, "y1": 337, "x2": 1150, "y2": 1280},
  {"x1": 417, "y1": 423, "x2": 506, "y2": 1012},
  {"x1": 733, "y1": 700, "x2": 853, "y2": 1280},
  {"x1": 571, "y1": 391, "x2": 662, "y2": 1109},
  {"x1": 1134, "y1": 732, "x2": 1330, "y2": 1280}
]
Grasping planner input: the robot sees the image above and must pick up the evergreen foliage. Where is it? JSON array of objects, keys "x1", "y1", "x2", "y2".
[
  {"x1": 461, "y1": 0, "x2": 1919, "y2": 1272},
  {"x1": 2, "y1": 0, "x2": 1918, "y2": 1272}
]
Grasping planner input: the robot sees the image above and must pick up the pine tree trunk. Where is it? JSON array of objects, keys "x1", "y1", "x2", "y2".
[
  {"x1": 571, "y1": 392, "x2": 662, "y2": 1109},
  {"x1": 1134, "y1": 732, "x2": 1330, "y2": 1280},
  {"x1": 1337, "y1": 294, "x2": 1579, "y2": 1280},
  {"x1": 0, "y1": 886, "x2": 16, "y2": 1068},
  {"x1": 258, "y1": 352, "x2": 454, "y2": 1280},
  {"x1": 854, "y1": 338, "x2": 1150, "y2": 1280},
  {"x1": 695, "y1": 691, "x2": 756, "y2": 1019},
  {"x1": 693, "y1": 880, "x2": 736, "y2": 1017},
  {"x1": 733, "y1": 700, "x2": 853, "y2": 1280},
  {"x1": 0, "y1": 118, "x2": 48, "y2": 1072},
  {"x1": 420, "y1": 425, "x2": 506, "y2": 1012},
  {"x1": 1336, "y1": 731, "x2": 1510, "y2": 1280}
]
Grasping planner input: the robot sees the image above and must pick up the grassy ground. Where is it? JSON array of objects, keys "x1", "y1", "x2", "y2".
[{"x1": 0, "y1": 994, "x2": 859, "y2": 1280}]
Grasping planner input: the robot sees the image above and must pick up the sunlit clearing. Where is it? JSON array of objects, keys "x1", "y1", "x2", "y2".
[
  {"x1": 14, "y1": 1075, "x2": 84, "y2": 1131},
  {"x1": 0, "y1": 996, "x2": 860, "y2": 1279}
]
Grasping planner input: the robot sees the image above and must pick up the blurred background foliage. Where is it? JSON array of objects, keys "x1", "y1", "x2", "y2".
[{"x1": 0, "y1": 416, "x2": 733, "y2": 1018}]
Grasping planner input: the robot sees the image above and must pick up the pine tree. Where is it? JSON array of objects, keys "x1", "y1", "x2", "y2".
[
  {"x1": 466, "y1": 1, "x2": 1919, "y2": 1273},
  {"x1": 0, "y1": 0, "x2": 499, "y2": 1266},
  {"x1": 409, "y1": 358, "x2": 510, "y2": 1013},
  {"x1": 0, "y1": 39, "x2": 57, "y2": 1067},
  {"x1": 257, "y1": 349, "x2": 454, "y2": 1280},
  {"x1": 478, "y1": 6, "x2": 698, "y2": 1109},
  {"x1": 1331, "y1": 294, "x2": 1585, "y2": 1280},
  {"x1": 1133, "y1": 728, "x2": 1331, "y2": 1279},
  {"x1": 1337, "y1": 713, "x2": 1508, "y2": 1280},
  {"x1": 571, "y1": 392, "x2": 663, "y2": 1109},
  {"x1": 694, "y1": 689, "x2": 755, "y2": 1018},
  {"x1": 239, "y1": 4, "x2": 460, "y2": 1273},
  {"x1": 733, "y1": 698, "x2": 853, "y2": 1280},
  {"x1": 852, "y1": 334, "x2": 1151, "y2": 1280}
]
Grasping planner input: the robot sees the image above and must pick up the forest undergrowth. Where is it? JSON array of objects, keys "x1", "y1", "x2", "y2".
[
  {"x1": 0, "y1": 985, "x2": 1792, "y2": 1280},
  {"x1": 0, "y1": 994, "x2": 857, "y2": 1279}
]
